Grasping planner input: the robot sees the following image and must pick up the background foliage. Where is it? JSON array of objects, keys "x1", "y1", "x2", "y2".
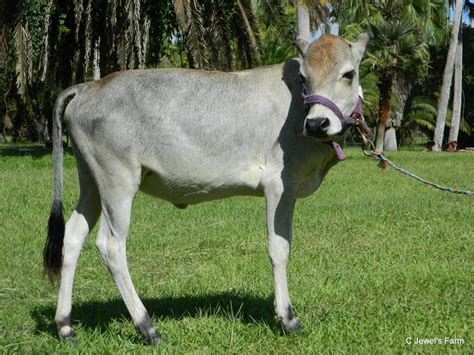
[{"x1": 0, "y1": 0, "x2": 472, "y2": 147}]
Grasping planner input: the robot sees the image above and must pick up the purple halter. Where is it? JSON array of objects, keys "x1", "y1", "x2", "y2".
[{"x1": 303, "y1": 94, "x2": 369, "y2": 134}]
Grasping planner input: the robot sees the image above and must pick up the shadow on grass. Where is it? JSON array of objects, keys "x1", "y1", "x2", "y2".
[
  {"x1": 0, "y1": 144, "x2": 73, "y2": 159},
  {"x1": 31, "y1": 291, "x2": 276, "y2": 339}
]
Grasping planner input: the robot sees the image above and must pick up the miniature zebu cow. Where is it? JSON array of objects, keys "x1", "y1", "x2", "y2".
[{"x1": 44, "y1": 33, "x2": 368, "y2": 343}]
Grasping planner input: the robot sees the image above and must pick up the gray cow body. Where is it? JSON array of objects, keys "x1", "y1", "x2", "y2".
[
  {"x1": 45, "y1": 34, "x2": 367, "y2": 343},
  {"x1": 68, "y1": 62, "x2": 336, "y2": 205}
]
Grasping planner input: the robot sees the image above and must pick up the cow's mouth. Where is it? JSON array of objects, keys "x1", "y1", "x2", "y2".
[{"x1": 326, "y1": 141, "x2": 346, "y2": 160}]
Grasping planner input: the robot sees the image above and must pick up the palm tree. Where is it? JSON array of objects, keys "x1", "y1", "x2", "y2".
[
  {"x1": 433, "y1": 0, "x2": 463, "y2": 151},
  {"x1": 0, "y1": 0, "x2": 49, "y2": 142},
  {"x1": 0, "y1": 0, "x2": 33, "y2": 97},
  {"x1": 337, "y1": 0, "x2": 444, "y2": 152},
  {"x1": 448, "y1": 2, "x2": 474, "y2": 149},
  {"x1": 447, "y1": 25, "x2": 462, "y2": 149}
]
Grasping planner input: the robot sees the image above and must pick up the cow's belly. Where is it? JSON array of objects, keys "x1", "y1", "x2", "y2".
[{"x1": 139, "y1": 165, "x2": 265, "y2": 206}]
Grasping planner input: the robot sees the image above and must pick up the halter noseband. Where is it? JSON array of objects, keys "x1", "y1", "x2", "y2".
[{"x1": 302, "y1": 93, "x2": 369, "y2": 134}]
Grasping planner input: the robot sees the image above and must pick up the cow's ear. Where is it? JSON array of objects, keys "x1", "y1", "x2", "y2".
[
  {"x1": 294, "y1": 37, "x2": 310, "y2": 58},
  {"x1": 352, "y1": 32, "x2": 369, "y2": 62}
]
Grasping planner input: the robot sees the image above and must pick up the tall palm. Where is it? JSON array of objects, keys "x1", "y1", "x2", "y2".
[
  {"x1": 447, "y1": 24, "x2": 462, "y2": 148},
  {"x1": 433, "y1": 0, "x2": 463, "y2": 151},
  {"x1": 448, "y1": 1, "x2": 474, "y2": 148},
  {"x1": 371, "y1": 17, "x2": 430, "y2": 152}
]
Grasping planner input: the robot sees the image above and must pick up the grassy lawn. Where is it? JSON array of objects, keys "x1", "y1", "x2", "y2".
[{"x1": 0, "y1": 144, "x2": 472, "y2": 353}]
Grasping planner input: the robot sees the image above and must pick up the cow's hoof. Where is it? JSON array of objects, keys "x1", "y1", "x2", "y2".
[
  {"x1": 58, "y1": 328, "x2": 77, "y2": 346},
  {"x1": 58, "y1": 326, "x2": 75, "y2": 338},
  {"x1": 282, "y1": 318, "x2": 302, "y2": 334},
  {"x1": 144, "y1": 331, "x2": 162, "y2": 345},
  {"x1": 140, "y1": 326, "x2": 162, "y2": 345}
]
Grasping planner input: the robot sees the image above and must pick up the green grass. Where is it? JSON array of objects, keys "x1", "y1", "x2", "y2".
[{"x1": 0, "y1": 144, "x2": 473, "y2": 353}]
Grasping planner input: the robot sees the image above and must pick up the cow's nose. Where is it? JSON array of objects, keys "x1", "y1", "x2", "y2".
[{"x1": 305, "y1": 117, "x2": 330, "y2": 137}]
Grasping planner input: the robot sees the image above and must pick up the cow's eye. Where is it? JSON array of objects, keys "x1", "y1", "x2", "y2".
[
  {"x1": 342, "y1": 70, "x2": 355, "y2": 80},
  {"x1": 298, "y1": 73, "x2": 306, "y2": 83}
]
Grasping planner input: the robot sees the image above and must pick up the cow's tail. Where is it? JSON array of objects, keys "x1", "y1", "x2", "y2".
[{"x1": 44, "y1": 87, "x2": 77, "y2": 282}]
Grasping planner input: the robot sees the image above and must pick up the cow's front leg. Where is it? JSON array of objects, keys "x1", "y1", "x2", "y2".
[{"x1": 264, "y1": 180, "x2": 300, "y2": 332}]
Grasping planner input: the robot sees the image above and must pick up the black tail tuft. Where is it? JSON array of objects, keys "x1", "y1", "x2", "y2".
[{"x1": 44, "y1": 199, "x2": 65, "y2": 283}]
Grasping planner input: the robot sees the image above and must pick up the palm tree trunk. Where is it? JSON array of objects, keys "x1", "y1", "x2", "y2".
[
  {"x1": 296, "y1": 1, "x2": 311, "y2": 43},
  {"x1": 384, "y1": 127, "x2": 398, "y2": 151},
  {"x1": 384, "y1": 74, "x2": 411, "y2": 151},
  {"x1": 448, "y1": 25, "x2": 462, "y2": 146},
  {"x1": 375, "y1": 73, "x2": 393, "y2": 152},
  {"x1": 432, "y1": 0, "x2": 463, "y2": 151}
]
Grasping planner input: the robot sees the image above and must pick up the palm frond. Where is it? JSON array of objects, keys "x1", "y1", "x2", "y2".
[
  {"x1": 83, "y1": 0, "x2": 93, "y2": 77},
  {"x1": 410, "y1": 102, "x2": 438, "y2": 117},
  {"x1": 459, "y1": 120, "x2": 471, "y2": 134},
  {"x1": 172, "y1": 0, "x2": 188, "y2": 29},
  {"x1": 107, "y1": 0, "x2": 117, "y2": 55},
  {"x1": 256, "y1": 0, "x2": 290, "y2": 25},
  {"x1": 120, "y1": 0, "x2": 145, "y2": 69},
  {"x1": 40, "y1": 0, "x2": 54, "y2": 82},
  {"x1": 131, "y1": 0, "x2": 143, "y2": 67},
  {"x1": 93, "y1": 38, "x2": 100, "y2": 80},
  {"x1": 408, "y1": 117, "x2": 436, "y2": 131},
  {"x1": 74, "y1": 0, "x2": 83, "y2": 42},
  {"x1": 141, "y1": 15, "x2": 150, "y2": 68},
  {"x1": 235, "y1": 31, "x2": 252, "y2": 69},
  {"x1": 0, "y1": 28, "x2": 7, "y2": 67},
  {"x1": 117, "y1": 33, "x2": 127, "y2": 70},
  {"x1": 236, "y1": 0, "x2": 261, "y2": 64},
  {"x1": 14, "y1": 21, "x2": 33, "y2": 96},
  {"x1": 1, "y1": 0, "x2": 18, "y2": 68},
  {"x1": 404, "y1": 96, "x2": 437, "y2": 131},
  {"x1": 185, "y1": 0, "x2": 207, "y2": 68},
  {"x1": 209, "y1": 0, "x2": 233, "y2": 71}
]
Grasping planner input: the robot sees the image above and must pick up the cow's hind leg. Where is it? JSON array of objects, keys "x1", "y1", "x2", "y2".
[
  {"x1": 264, "y1": 178, "x2": 301, "y2": 332},
  {"x1": 95, "y1": 184, "x2": 161, "y2": 344},
  {"x1": 55, "y1": 168, "x2": 101, "y2": 340}
]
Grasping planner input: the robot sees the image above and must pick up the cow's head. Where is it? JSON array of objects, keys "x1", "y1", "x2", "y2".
[{"x1": 295, "y1": 33, "x2": 369, "y2": 139}]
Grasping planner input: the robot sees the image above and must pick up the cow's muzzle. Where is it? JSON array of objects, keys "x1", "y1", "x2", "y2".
[
  {"x1": 304, "y1": 117, "x2": 330, "y2": 138},
  {"x1": 302, "y1": 94, "x2": 365, "y2": 137},
  {"x1": 302, "y1": 94, "x2": 369, "y2": 161}
]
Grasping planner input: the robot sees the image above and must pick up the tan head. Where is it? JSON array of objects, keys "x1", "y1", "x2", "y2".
[{"x1": 296, "y1": 33, "x2": 369, "y2": 139}]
